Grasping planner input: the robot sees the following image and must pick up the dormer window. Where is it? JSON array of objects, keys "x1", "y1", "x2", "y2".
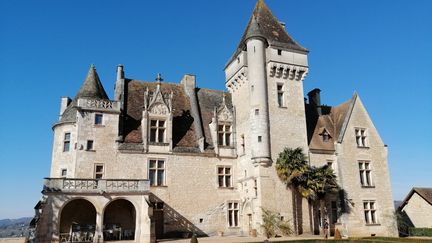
[
  {"x1": 320, "y1": 129, "x2": 331, "y2": 142},
  {"x1": 150, "y1": 119, "x2": 166, "y2": 143},
  {"x1": 218, "y1": 123, "x2": 232, "y2": 146}
]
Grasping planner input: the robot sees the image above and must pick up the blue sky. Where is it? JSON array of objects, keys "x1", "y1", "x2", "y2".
[{"x1": 0, "y1": 0, "x2": 431, "y2": 219}]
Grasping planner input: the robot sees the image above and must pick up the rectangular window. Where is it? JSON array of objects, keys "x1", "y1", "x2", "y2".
[
  {"x1": 86, "y1": 140, "x2": 94, "y2": 151},
  {"x1": 277, "y1": 49, "x2": 282, "y2": 55},
  {"x1": 277, "y1": 84, "x2": 284, "y2": 107},
  {"x1": 355, "y1": 128, "x2": 367, "y2": 147},
  {"x1": 61, "y1": 169, "x2": 67, "y2": 178},
  {"x1": 228, "y1": 202, "x2": 239, "y2": 227},
  {"x1": 63, "y1": 133, "x2": 71, "y2": 152},
  {"x1": 95, "y1": 114, "x2": 103, "y2": 125},
  {"x1": 359, "y1": 161, "x2": 373, "y2": 187},
  {"x1": 218, "y1": 124, "x2": 232, "y2": 146},
  {"x1": 150, "y1": 120, "x2": 166, "y2": 143},
  {"x1": 363, "y1": 201, "x2": 378, "y2": 224},
  {"x1": 258, "y1": 136, "x2": 262, "y2": 142},
  {"x1": 94, "y1": 164, "x2": 104, "y2": 179},
  {"x1": 331, "y1": 201, "x2": 338, "y2": 224},
  {"x1": 149, "y1": 159, "x2": 165, "y2": 186},
  {"x1": 217, "y1": 166, "x2": 232, "y2": 188}
]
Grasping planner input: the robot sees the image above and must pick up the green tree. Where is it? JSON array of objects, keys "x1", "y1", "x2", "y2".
[
  {"x1": 275, "y1": 147, "x2": 309, "y2": 234},
  {"x1": 276, "y1": 147, "x2": 340, "y2": 235}
]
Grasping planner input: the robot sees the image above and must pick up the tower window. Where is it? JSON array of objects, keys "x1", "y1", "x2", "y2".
[
  {"x1": 277, "y1": 84, "x2": 284, "y2": 107},
  {"x1": 95, "y1": 114, "x2": 103, "y2": 125},
  {"x1": 255, "y1": 109, "x2": 259, "y2": 115},
  {"x1": 258, "y1": 136, "x2": 262, "y2": 142},
  {"x1": 63, "y1": 133, "x2": 71, "y2": 152},
  {"x1": 218, "y1": 123, "x2": 232, "y2": 146},
  {"x1": 150, "y1": 119, "x2": 166, "y2": 143},
  {"x1": 86, "y1": 140, "x2": 94, "y2": 151},
  {"x1": 277, "y1": 49, "x2": 282, "y2": 55},
  {"x1": 61, "y1": 169, "x2": 67, "y2": 178}
]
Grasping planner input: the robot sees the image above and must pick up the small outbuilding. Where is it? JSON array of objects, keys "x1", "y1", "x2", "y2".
[{"x1": 398, "y1": 188, "x2": 432, "y2": 228}]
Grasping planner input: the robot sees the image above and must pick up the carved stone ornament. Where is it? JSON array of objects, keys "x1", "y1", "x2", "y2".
[
  {"x1": 218, "y1": 106, "x2": 233, "y2": 121},
  {"x1": 150, "y1": 103, "x2": 169, "y2": 115}
]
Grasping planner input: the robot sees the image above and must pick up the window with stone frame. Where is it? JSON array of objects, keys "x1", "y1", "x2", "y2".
[
  {"x1": 355, "y1": 128, "x2": 367, "y2": 147},
  {"x1": 149, "y1": 159, "x2": 165, "y2": 186},
  {"x1": 149, "y1": 119, "x2": 166, "y2": 143},
  {"x1": 63, "y1": 132, "x2": 71, "y2": 152},
  {"x1": 359, "y1": 160, "x2": 373, "y2": 187},
  {"x1": 227, "y1": 202, "x2": 240, "y2": 227},
  {"x1": 277, "y1": 83, "x2": 285, "y2": 107},
  {"x1": 86, "y1": 140, "x2": 94, "y2": 151},
  {"x1": 217, "y1": 166, "x2": 232, "y2": 188},
  {"x1": 363, "y1": 200, "x2": 378, "y2": 224},
  {"x1": 94, "y1": 164, "x2": 104, "y2": 179},
  {"x1": 218, "y1": 123, "x2": 232, "y2": 146},
  {"x1": 95, "y1": 114, "x2": 103, "y2": 125}
]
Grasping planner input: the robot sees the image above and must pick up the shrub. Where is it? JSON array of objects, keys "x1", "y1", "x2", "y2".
[{"x1": 409, "y1": 227, "x2": 432, "y2": 237}]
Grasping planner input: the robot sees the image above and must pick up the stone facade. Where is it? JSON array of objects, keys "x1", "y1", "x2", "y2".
[
  {"x1": 399, "y1": 188, "x2": 432, "y2": 228},
  {"x1": 33, "y1": 1, "x2": 397, "y2": 242}
]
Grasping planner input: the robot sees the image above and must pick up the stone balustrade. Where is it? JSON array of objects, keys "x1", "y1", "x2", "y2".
[
  {"x1": 77, "y1": 98, "x2": 120, "y2": 112},
  {"x1": 43, "y1": 178, "x2": 150, "y2": 193}
]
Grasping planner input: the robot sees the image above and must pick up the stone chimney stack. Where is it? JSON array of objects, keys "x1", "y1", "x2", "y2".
[
  {"x1": 308, "y1": 88, "x2": 322, "y2": 116},
  {"x1": 115, "y1": 64, "x2": 125, "y2": 103},
  {"x1": 59, "y1": 97, "x2": 71, "y2": 120}
]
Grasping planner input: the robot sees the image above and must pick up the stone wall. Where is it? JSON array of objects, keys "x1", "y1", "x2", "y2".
[{"x1": 401, "y1": 192, "x2": 432, "y2": 228}]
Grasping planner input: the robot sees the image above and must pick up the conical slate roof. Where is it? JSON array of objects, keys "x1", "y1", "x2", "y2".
[
  {"x1": 75, "y1": 64, "x2": 109, "y2": 100},
  {"x1": 227, "y1": 0, "x2": 307, "y2": 65}
]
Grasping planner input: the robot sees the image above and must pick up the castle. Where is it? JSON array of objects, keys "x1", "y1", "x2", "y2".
[{"x1": 33, "y1": 1, "x2": 397, "y2": 242}]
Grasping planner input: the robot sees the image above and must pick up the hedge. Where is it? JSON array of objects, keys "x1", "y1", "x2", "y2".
[{"x1": 409, "y1": 227, "x2": 432, "y2": 237}]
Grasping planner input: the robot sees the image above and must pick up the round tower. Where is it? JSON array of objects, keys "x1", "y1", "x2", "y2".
[{"x1": 246, "y1": 36, "x2": 272, "y2": 166}]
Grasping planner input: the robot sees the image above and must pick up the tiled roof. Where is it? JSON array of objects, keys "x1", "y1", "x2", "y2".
[
  {"x1": 75, "y1": 64, "x2": 109, "y2": 100},
  {"x1": 122, "y1": 80, "x2": 231, "y2": 152},
  {"x1": 307, "y1": 98, "x2": 353, "y2": 151},
  {"x1": 228, "y1": 0, "x2": 307, "y2": 66},
  {"x1": 399, "y1": 187, "x2": 432, "y2": 211},
  {"x1": 59, "y1": 65, "x2": 109, "y2": 124}
]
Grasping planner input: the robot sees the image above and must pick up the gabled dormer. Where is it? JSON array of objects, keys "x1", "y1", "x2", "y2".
[
  {"x1": 209, "y1": 95, "x2": 236, "y2": 157},
  {"x1": 142, "y1": 74, "x2": 173, "y2": 153}
]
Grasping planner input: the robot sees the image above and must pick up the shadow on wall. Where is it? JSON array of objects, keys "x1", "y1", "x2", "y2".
[{"x1": 149, "y1": 194, "x2": 207, "y2": 239}]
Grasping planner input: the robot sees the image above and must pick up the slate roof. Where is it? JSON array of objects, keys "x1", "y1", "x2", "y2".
[
  {"x1": 75, "y1": 64, "x2": 109, "y2": 100},
  {"x1": 399, "y1": 188, "x2": 432, "y2": 210},
  {"x1": 122, "y1": 80, "x2": 230, "y2": 152},
  {"x1": 306, "y1": 96, "x2": 354, "y2": 151},
  {"x1": 59, "y1": 65, "x2": 109, "y2": 124},
  {"x1": 228, "y1": 0, "x2": 307, "y2": 66}
]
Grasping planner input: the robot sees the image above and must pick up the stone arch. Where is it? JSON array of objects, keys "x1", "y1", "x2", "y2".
[
  {"x1": 59, "y1": 198, "x2": 96, "y2": 242},
  {"x1": 103, "y1": 198, "x2": 137, "y2": 241}
]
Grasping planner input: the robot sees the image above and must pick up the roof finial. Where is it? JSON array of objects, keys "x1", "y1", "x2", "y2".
[{"x1": 156, "y1": 73, "x2": 163, "y2": 83}]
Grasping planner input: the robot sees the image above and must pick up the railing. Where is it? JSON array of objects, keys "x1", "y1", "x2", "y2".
[
  {"x1": 44, "y1": 178, "x2": 150, "y2": 193},
  {"x1": 77, "y1": 98, "x2": 120, "y2": 112}
]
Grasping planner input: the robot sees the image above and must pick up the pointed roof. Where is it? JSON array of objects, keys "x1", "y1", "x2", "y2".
[
  {"x1": 75, "y1": 64, "x2": 109, "y2": 100},
  {"x1": 228, "y1": 0, "x2": 307, "y2": 65},
  {"x1": 399, "y1": 188, "x2": 432, "y2": 210}
]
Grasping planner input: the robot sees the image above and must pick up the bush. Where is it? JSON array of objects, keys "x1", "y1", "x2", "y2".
[{"x1": 409, "y1": 227, "x2": 432, "y2": 236}]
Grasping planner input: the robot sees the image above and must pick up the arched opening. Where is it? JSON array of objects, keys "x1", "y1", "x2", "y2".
[
  {"x1": 59, "y1": 199, "x2": 96, "y2": 242},
  {"x1": 103, "y1": 199, "x2": 136, "y2": 241}
]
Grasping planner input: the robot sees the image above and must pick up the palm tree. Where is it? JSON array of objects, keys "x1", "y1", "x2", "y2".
[
  {"x1": 276, "y1": 148, "x2": 340, "y2": 235},
  {"x1": 275, "y1": 147, "x2": 309, "y2": 234}
]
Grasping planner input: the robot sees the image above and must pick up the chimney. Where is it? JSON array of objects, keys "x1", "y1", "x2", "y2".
[
  {"x1": 307, "y1": 88, "x2": 322, "y2": 116},
  {"x1": 59, "y1": 97, "x2": 71, "y2": 120},
  {"x1": 116, "y1": 64, "x2": 124, "y2": 80}
]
